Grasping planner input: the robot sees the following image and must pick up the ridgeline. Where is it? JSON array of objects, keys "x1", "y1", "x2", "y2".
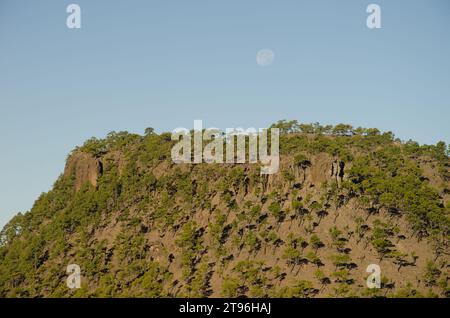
[{"x1": 1, "y1": 121, "x2": 449, "y2": 298}]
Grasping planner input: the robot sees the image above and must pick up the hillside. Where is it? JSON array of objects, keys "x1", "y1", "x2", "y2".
[{"x1": 0, "y1": 121, "x2": 449, "y2": 298}]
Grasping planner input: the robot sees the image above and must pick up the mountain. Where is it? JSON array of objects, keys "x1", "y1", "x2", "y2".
[{"x1": 0, "y1": 121, "x2": 449, "y2": 298}]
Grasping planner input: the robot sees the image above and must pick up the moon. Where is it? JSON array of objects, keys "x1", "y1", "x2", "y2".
[{"x1": 256, "y1": 49, "x2": 274, "y2": 66}]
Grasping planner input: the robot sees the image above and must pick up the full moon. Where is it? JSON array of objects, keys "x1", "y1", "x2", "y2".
[{"x1": 256, "y1": 49, "x2": 274, "y2": 66}]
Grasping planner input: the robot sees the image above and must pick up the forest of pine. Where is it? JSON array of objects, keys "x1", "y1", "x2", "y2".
[{"x1": 0, "y1": 120, "x2": 449, "y2": 298}]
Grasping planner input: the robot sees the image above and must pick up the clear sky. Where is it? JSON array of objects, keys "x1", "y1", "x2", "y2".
[{"x1": 1, "y1": 0, "x2": 449, "y2": 228}]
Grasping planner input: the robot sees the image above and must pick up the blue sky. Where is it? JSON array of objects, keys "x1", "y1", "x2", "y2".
[{"x1": 0, "y1": 0, "x2": 449, "y2": 228}]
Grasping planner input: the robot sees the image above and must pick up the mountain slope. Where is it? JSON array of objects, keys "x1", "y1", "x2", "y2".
[{"x1": 1, "y1": 121, "x2": 449, "y2": 298}]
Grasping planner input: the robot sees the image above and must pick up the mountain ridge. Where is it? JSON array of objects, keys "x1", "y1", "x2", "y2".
[{"x1": 1, "y1": 121, "x2": 449, "y2": 298}]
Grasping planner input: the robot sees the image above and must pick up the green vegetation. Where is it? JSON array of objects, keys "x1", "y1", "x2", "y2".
[{"x1": 0, "y1": 121, "x2": 448, "y2": 298}]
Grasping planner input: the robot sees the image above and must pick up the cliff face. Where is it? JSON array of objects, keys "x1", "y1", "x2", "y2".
[
  {"x1": 64, "y1": 152, "x2": 103, "y2": 191},
  {"x1": 0, "y1": 126, "x2": 449, "y2": 298}
]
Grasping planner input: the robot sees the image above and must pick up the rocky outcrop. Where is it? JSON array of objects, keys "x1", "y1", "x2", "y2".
[{"x1": 64, "y1": 151, "x2": 103, "y2": 191}]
